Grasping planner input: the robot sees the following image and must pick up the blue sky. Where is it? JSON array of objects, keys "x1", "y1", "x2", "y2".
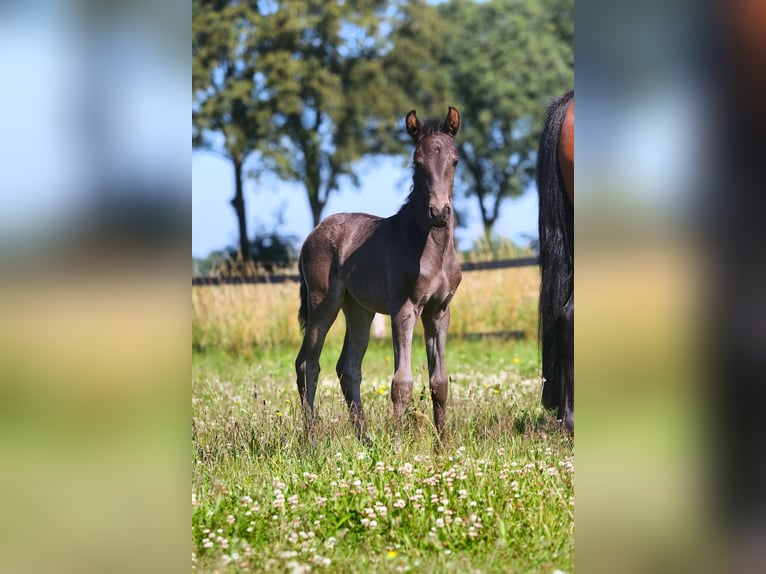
[{"x1": 192, "y1": 152, "x2": 539, "y2": 257}]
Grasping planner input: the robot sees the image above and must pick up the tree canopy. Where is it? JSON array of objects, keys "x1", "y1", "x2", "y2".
[
  {"x1": 193, "y1": 0, "x2": 573, "y2": 261},
  {"x1": 193, "y1": 0, "x2": 273, "y2": 261},
  {"x1": 255, "y1": 0, "x2": 402, "y2": 227},
  {"x1": 435, "y1": 0, "x2": 573, "y2": 240}
]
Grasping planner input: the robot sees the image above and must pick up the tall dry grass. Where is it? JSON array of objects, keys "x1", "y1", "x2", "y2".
[
  {"x1": 192, "y1": 281, "x2": 300, "y2": 353},
  {"x1": 450, "y1": 265, "x2": 539, "y2": 338},
  {"x1": 192, "y1": 266, "x2": 540, "y2": 355}
]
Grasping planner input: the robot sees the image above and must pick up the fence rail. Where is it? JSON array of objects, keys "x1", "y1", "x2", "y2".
[{"x1": 191, "y1": 256, "x2": 539, "y2": 286}]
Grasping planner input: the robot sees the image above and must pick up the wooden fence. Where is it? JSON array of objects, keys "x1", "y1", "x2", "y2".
[{"x1": 191, "y1": 256, "x2": 538, "y2": 286}]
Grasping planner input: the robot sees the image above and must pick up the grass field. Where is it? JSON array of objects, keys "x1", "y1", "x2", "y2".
[
  {"x1": 192, "y1": 265, "x2": 573, "y2": 572},
  {"x1": 192, "y1": 266, "x2": 540, "y2": 354}
]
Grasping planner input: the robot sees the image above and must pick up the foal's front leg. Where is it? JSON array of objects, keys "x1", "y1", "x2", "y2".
[
  {"x1": 390, "y1": 300, "x2": 417, "y2": 427},
  {"x1": 423, "y1": 307, "x2": 451, "y2": 447}
]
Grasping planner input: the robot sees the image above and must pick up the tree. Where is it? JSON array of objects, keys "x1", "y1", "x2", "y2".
[
  {"x1": 258, "y1": 0, "x2": 400, "y2": 228},
  {"x1": 193, "y1": 0, "x2": 274, "y2": 261},
  {"x1": 435, "y1": 0, "x2": 573, "y2": 242},
  {"x1": 382, "y1": 0, "x2": 455, "y2": 120}
]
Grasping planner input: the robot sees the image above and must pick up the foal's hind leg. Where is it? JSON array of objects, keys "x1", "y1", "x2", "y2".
[
  {"x1": 336, "y1": 298, "x2": 374, "y2": 439},
  {"x1": 295, "y1": 288, "x2": 343, "y2": 437}
]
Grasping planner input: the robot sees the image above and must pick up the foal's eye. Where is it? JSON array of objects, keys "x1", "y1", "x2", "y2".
[{"x1": 452, "y1": 159, "x2": 459, "y2": 167}]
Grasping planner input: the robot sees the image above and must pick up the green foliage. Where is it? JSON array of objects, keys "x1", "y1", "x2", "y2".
[
  {"x1": 461, "y1": 234, "x2": 537, "y2": 263},
  {"x1": 382, "y1": 0, "x2": 456, "y2": 117},
  {"x1": 257, "y1": 0, "x2": 403, "y2": 226},
  {"x1": 382, "y1": 0, "x2": 573, "y2": 238},
  {"x1": 192, "y1": 228, "x2": 300, "y2": 277},
  {"x1": 437, "y1": 0, "x2": 574, "y2": 238},
  {"x1": 193, "y1": 0, "x2": 573, "y2": 250},
  {"x1": 193, "y1": 0, "x2": 275, "y2": 259}
]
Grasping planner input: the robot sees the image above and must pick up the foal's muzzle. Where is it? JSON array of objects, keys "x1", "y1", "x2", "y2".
[{"x1": 429, "y1": 204, "x2": 451, "y2": 227}]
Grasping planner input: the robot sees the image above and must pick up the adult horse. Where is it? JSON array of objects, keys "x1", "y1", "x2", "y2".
[
  {"x1": 295, "y1": 106, "x2": 463, "y2": 446},
  {"x1": 537, "y1": 90, "x2": 574, "y2": 433}
]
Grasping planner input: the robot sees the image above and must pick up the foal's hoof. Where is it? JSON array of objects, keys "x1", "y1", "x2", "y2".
[
  {"x1": 358, "y1": 434, "x2": 374, "y2": 448},
  {"x1": 432, "y1": 433, "x2": 447, "y2": 454}
]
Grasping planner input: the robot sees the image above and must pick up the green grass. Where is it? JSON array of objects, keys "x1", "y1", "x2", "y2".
[{"x1": 192, "y1": 338, "x2": 573, "y2": 573}]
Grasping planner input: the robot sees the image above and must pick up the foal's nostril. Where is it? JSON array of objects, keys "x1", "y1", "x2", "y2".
[
  {"x1": 429, "y1": 204, "x2": 451, "y2": 228},
  {"x1": 429, "y1": 205, "x2": 451, "y2": 219}
]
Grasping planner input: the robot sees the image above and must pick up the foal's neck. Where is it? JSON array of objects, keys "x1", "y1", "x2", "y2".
[
  {"x1": 400, "y1": 210, "x2": 454, "y2": 259},
  {"x1": 427, "y1": 225, "x2": 454, "y2": 255},
  {"x1": 399, "y1": 185, "x2": 455, "y2": 254}
]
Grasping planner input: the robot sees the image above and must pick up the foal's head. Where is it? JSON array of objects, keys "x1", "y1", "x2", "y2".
[{"x1": 405, "y1": 106, "x2": 461, "y2": 228}]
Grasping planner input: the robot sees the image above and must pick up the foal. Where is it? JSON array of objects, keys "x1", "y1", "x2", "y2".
[{"x1": 295, "y1": 106, "x2": 463, "y2": 445}]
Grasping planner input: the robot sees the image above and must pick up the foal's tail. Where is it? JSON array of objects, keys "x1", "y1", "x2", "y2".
[
  {"x1": 537, "y1": 90, "x2": 574, "y2": 411},
  {"x1": 298, "y1": 258, "x2": 308, "y2": 335}
]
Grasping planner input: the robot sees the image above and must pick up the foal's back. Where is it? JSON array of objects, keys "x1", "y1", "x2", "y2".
[{"x1": 300, "y1": 211, "x2": 415, "y2": 316}]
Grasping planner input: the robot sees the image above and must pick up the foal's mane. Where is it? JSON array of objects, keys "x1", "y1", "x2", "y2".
[{"x1": 415, "y1": 118, "x2": 447, "y2": 138}]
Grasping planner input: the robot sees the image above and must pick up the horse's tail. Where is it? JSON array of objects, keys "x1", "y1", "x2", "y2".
[
  {"x1": 537, "y1": 90, "x2": 574, "y2": 411},
  {"x1": 298, "y1": 258, "x2": 308, "y2": 335}
]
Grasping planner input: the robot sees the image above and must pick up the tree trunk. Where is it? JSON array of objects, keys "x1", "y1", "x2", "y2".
[
  {"x1": 475, "y1": 191, "x2": 496, "y2": 247},
  {"x1": 482, "y1": 223, "x2": 493, "y2": 248},
  {"x1": 305, "y1": 156, "x2": 325, "y2": 228},
  {"x1": 231, "y1": 157, "x2": 251, "y2": 262},
  {"x1": 306, "y1": 174, "x2": 326, "y2": 229},
  {"x1": 309, "y1": 195, "x2": 324, "y2": 228}
]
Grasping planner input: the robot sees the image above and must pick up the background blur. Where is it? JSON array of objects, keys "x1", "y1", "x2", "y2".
[
  {"x1": 2, "y1": 0, "x2": 766, "y2": 571},
  {"x1": 0, "y1": 0, "x2": 188, "y2": 572},
  {"x1": 577, "y1": 1, "x2": 766, "y2": 573}
]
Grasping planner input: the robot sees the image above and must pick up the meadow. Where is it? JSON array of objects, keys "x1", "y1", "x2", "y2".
[{"x1": 192, "y1": 265, "x2": 574, "y2": 573}]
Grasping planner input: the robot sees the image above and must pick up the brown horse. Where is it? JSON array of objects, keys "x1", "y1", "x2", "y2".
[
  {"x1": 295, "y1": 106, "x2": 463, "y2": 446},
  {"x1": 537, "y1": 90, "x2": 574, "y2": 433}
]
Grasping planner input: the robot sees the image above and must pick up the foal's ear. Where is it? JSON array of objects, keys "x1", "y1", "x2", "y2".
[
  {"x1": 405, "y1": 110, "x2": 420, "y2": 142},
  {"x1": 443, "y1": 106, "x2": 460, "y2": 137}
]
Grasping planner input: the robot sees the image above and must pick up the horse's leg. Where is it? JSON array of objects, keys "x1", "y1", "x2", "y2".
[
  {"x1": 336, "y1": 298, "x2": 374, "y2": 439},
  {"x1": 558, "y1": 293, "x2": 574, "y2": 433},
  {"x1": 296, "y1": 338, "x2": 308, "y2": 403},
  {"x1": 423, "y1": 307, "x2": 450, "y2": 449},
  {"x1": 295, "y1": 286, "x2": 343, "y2": 437},
  {"x1": 390, "y1": 300, "x2": 417, "y2": 428}
]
